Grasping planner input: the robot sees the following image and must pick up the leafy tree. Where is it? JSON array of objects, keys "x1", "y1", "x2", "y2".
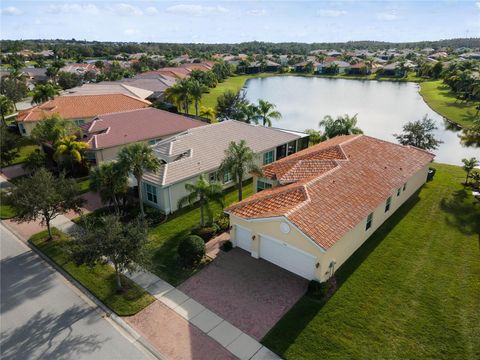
[
  {"x1": 178, "y1": 235, "x2": 205, "y2": 267},
  {"x1": 189, "y1": 80, "x2": 209, "y2": 117},
  {"x1": 460, "y1": 118, "x2": 480, "y2": 148},
  {"x1": 70, "y1": 214, "x2": 149, "y2": 291},
  {"x1": 199, "y1": 106, "x2": 216, "y2": 122},
  {"x1": 215, "y1": 90, "x2": 248, "y2": 121},
  {"x1": 89, "y1": 161, "x2": 128, "y2": 214},
  {"x1": 46, "y1": 59, "x2": 66, "y2": 84},
  {"x1": 305, "y1": 129, "x2": 324, "y2": 145},
  {"x1": 117, "y1": 143, "x2": 161, "y2": 217},
  {"x1": 257, "y1": 99, "x2": 282, "y2": 127},
  {"x1": 461, "y1": 157, "x2": 479, "y2": 184},
  {"x1": 0, "y1": 76, "x2": 28, "y2": 107},
  {"x1": 394, "y1": 115, "x2": 443, "y2": 150},
  {"x1": 219, "y1": 140, "x2": 262, "y2": 201},
  {"x1": 10, "y1": 168, "x2": 83, "y2": 239},
  {"x1": 22, "y1": 149, "x2": 47, "y2": 173},
  {"x1": 31, "y1": 114, "x2": 79, "y2": 144},
  {"x1": 94, "y1": 60, "x2": 104, "y2": 70},
  {"x1": 319, "y1": 113, "x2": 363, "y2": 139},
  {"x1": 0, "y1": 124, "x2": 19, "y2": 167},
  {"x1": 54, "y1": 135, "x2": 89, "y2": 172},
  {"x1": 57, "y1": 71, "x2": 82, "y2": 90},
  {"x1": 31, "y1": 84, "x2": 60, "y2": 105},
  {"x1": 178, "y1": 175, "x2": 224, "y2": 227},
  {"x1": 0, "y1": 95, "x2": 15, "y2": 126}
]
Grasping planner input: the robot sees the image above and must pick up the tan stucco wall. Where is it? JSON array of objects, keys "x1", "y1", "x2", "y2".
[
  {"x1": 229, "y1": 163, "x2": 430, "y2": 282},
  {"x1": 20, "y1": 117, "x2": 94, "y2": 137}
]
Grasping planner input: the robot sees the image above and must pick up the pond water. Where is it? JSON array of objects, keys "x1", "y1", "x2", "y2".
[{"x1": 244, "y1": 76, "x2": 478, "y2": 165}]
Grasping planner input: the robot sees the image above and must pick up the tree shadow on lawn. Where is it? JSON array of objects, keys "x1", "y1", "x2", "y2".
[
  {"x1": 440, "y1": 189, "x2": 480, "y2": 240},
  {"x1": 262, "y1": 191, "x2": 421, "y2": 354}
]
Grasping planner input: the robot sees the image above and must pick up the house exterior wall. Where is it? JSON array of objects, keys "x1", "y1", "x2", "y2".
[
  {"x1": 20, "y1": 117, "x2": 94, "y2": 137},
  {"x1": 228, "y1": 163, "x2": 430, "y2": 282}
]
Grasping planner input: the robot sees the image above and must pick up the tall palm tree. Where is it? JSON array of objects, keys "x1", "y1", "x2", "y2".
[
  {"x1": 54, "y1": 135, "x2": 89, "y2": 172},
  {"x1": 240, "y1": 103, "x2": 260, "y2": 124},
  {"x1": 178, "y1": 175, "x2": 224, "y2": 227},
  {"x1": 164, "y1": 79, "x2": 192, "y2": 114},
  {"x1": 31, "y1": 84, "x2": 60, "y2": 105},
  {"x1": 117, "y1": 143, "x2": 161, "y2": 217},
  {"x1": 219, "y1": 140, "x2": 262, "y2": 201},
  {"x1": 189, "y1": 80, "x2": 209, "y2": 117},
  {"x1": 0, "y1": 95, "x2": 15, "y2": 126},
  {"x1": 256, "y1": 99, "x2": 282, "y2": 127},
  {"x1": 199, "y1": 106, "x2": 216, "y2": 122},
  {"x1": 461, "y1": 157, "x2": 479, "y2": 184},
  {"x1": 318, "y1": 113, "x2": 363, "y2": 139},
  {"x1": 89, "y1": 161, "x2": 128, "y2": 214}
]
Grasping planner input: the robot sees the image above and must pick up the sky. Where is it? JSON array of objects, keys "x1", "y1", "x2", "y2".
[{"x1": 0, "y1": 0, "x2": 479, "y2": 43}]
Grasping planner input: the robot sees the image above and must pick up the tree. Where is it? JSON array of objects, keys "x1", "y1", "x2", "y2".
[
  {"x1": 31, "y1": 84, "x2": 60, "y2": 105},
  {"x1": 239, "y1": 103, "x2": 260, "y2": 124},
  {"x1": 0, "y1": 76, "x2": 28, "y2": 108},
  {"x1": 189, "y1": 80, "x2": 209, "y2": 117},
  {"x1": 10, "y1": 168, "x2": 83, "y2": 239},
  {"x1": 0, "y1": 124, "x2": 19, "y2": 167},
  {"x1": 305, "y1": 129, "x2": 324, "y2": 145},
  {"x1": 0, "y1": 95, "x2": 15, "y2": 126},
  {"x1": 215, "y1": 90, "x2": 249, "y2": 121},
  {"x1": 219, "y1": 140, "x2": 262, "y2": 201},
  {"x1": 178, "y1": 175, "x2": 224, "y2": 227},
  {"x1": 318, "y1": 114, "x2": 363, "y2": 139},
  {"x1": 54, "y1": 135, "x2": 89, "y2": 172},
  {"x1": 164, "y1": 79, "x2": 192, "y2": 114},
  {"x1": 30, "y1": 114, "x2": 79, "y2": 144},
  {"x1": 46, "y1": 59, "x2": 66, "y2": 84},
  {"x1": 199, "y1": 106, "x2": 216, "y2": 122},
  {"x1": 57, "y1": 71, "x2": 82, "y2": 90},
  {"x1": 89, "y1": 161, "x2": 128, "y2": 214},
  {"x1": 394, "y1": 115, "x2": 443, "y2": 150},
  {"x1": 256, "y1": 99, "x2": 282, "y2": 127},
  {"x1": 461, "y1": 157, "x2": 479, "y2": 184},
  {"x1": 117, "y1": 143, "x2": 161, "y2": 217},
  {"x1": 70, "y1": 215, "x2": 148, "y2": 291}
]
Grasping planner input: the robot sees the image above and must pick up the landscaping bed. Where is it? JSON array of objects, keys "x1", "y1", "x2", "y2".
[
  {"x1": 262, "y1": 163, "x2": 480, "y2": 359},
  {"x1": 29, "y1": 228, "x2": 155, "y2": 316}
]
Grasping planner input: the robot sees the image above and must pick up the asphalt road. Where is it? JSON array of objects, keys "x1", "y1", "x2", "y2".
[{"x1": 0, "y1": 224, "x2": 150, "y2": 360}]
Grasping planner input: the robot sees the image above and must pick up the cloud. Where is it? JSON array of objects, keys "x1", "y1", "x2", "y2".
[
  {"x1": 123, "y1": 28, "x2": 140, "y2": 36},
  {"x1": 145, "y1": 6, "x2": 158, "y2": 16},
  {"x1": 318, "y1": 9, "x2": 346, "y2": 17},
  {"x1": 166, "y1": 4, "x2": 228, "y2": 16},
  {"x1": 246, "y1": 9, "x2": 267, "y2": 16},
  {"x1": 46, "y1": 3, "x2": 99, "y2": 15},
  {"x1": 1, "y1": 6, "x2": 22, "y2": 15},
  {"x1": 476, "y1": 2, "x2": 480, "y2": 9},
  {"x1": 376, "y1": 11, "x2": 398, "y2": 20},
  {"x1": 114, "y1": 3, "x2": 143, "y2": 16}
]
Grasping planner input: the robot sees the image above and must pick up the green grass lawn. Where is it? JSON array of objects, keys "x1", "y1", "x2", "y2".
[
  {"x1": 75, "y1": 176, "x2": 91, "y2": 194},
  {"x1": 420, "y1": 80, "x2": 479, "y2": 128},
  {"x1": 9, "y1": 137, "x2": 40, "y2": 167},
  {"x1": 147, "y1": 180, "x2": 253, "y2": 285},
  {"x1": 262, "y1": 163, "x2": 480, "y2": 359},
  {"x1": 30, "y1": 228, "x2": 155, "y2": 316},
  {"x1": 0, "y1": 190, "x2": 16, "y2": 219}
]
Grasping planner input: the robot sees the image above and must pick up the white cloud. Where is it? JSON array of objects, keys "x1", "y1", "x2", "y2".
[
  {"x1": 166, "y1": 4, "x2": 228, "y2": 16},
  {"x1": 246, "y1": 9, "x2": 267, "y2": 16},
  {"x1": 123, "y1": 28, "x2": 140, "y2": 36},
  {"x1": 1, "y1": 6, "x2": 22, "y2": 15},
  {"x1": 318, "y1": 9, "x2": 346, "y2": 17},
  {"x1": 114, "y1": 3, "x2": 143, "y2": 16},
  {"x1": 376, "y1": 11, "x2": 398, "y2": 20},
  {"x1": 476, "y1": 2, "x2": 480, "y2": 9},
  {"x1": 145, "y1": 6, "x2": 158, "y2": 16},
  {"x1": 46, "y1": 3, "x2": 99, "y2": 15}
]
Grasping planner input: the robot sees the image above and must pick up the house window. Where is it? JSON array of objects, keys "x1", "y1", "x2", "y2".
[
  {"x1": 144, "y1": 183, "x2": 158, "y2": 204},
  {"x1": 208, "y1": 172, "x2": 217, "y2": 182},
  {"x1": 403, "y1": 182, "x2": 407, "y2": 191},
  {"x1": 148, "y1": 138, "x2": 162, "y2": 145},
  {"x1": 298, "y1": 137, "x2": 309, "y2": 151},
  {"x1": 276, "y1": 144, "x2": 287, "y2": 160},
  {"x1": 287, "y1": 141, "x2": 297, "y2": 156},
  {"x1": 263, "y1": 150, "x2": 274, "y2": 165},
  {"x1": 397, "y1": 188, "x2": 401, "y2": 197},
  {"x1": 385, "y1": 196, "x2": 392, "y2": 212},
  {"x1": 223, "y1": 171, "x2": 233, "y2": 183},
  {"x1": 257, "y1": 179, "x2": 272, "y2": 192},
  {"x1": 74, "y1": 119, "x2": 85, "y2": 126},
  {"x1": 18, "y1": 123, "x2": 26, "y2": 135},
  {"x1": 366, "y1": 212, "x2": 373, "y2": 231}
]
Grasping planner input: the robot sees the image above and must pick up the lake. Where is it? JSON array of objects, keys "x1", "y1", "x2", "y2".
[{"x1": 244, "y1": 76, "x2": 478, "y2": 165}]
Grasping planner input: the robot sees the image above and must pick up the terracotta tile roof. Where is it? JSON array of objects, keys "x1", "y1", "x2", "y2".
[
  {"x1": 17, "y1": 94, "x2": 151, "y2": 122},
  {"x1": 226, "y1": 135, "x2": 434, "y2": 250},
  {"x1": 84, "y1": 108, "x2": 206, "y2": 149}
]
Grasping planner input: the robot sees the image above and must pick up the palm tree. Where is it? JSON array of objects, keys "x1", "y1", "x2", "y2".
[
  {"x1": 117, "y1": 143, "x2": 161, "y2": 217},
  {"x1": 319, "y1": 113, "x2": 363, "y2": 139},
  {"x1": 199, "y1": 106, "x2": 216, "y2": 122},
  {"x1": 256, "y1": 99, "x2": 281, "y2": 127},
  {"x1": 89, "y1": 161, "x2": 128, "y2": 214},
  {"x1": 240, "y1": 103, "x2": 260, "y2": 124},
  {"x1": 178, "y1": 175, "x2": 224, "y2": 227},
  {"x1": 0, "y1": 95, "x2": 15, "y2": 126},
  {"x1": 461, "y1": 157, "x2": 479, "y2": 184},
  {"x1": 219, "y1": 140, "x2": 262, "y2": 201},
  {"x1": 189, "y1": 80, "x2": 209, "y2": 117},
  {"x1": 46, "y1": 59, "x2": 66, "y2": 84},
  {"x1": 31, "y1": 84, "x2": 59, "y2": 105},
  {"x1": 164, "y1": 79, "x2": 192, "y2": 114},
  {"x1": 54, "y1": 135, "x2": 89, "y2": 172}
]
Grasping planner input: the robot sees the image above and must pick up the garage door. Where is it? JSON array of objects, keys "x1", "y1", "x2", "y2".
[
  {"x1": 259, "y1": 235, "x2": 316, "y2": 279},
  {"x1": 235, "y1": 225, "x2": 252, "y2": 252}
]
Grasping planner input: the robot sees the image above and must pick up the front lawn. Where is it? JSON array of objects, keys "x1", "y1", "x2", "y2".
[
  {"x1": 147, "y1": 181, "x2": 253, "y2": 285},
  {"x1": 262, "y1": 163, "x2": 480, "y2": 359},
  {"x1": 0, "y1": 190, "x2": 16, "y2": 219},
  {"x1": 9, "y1": 137, "x2": 39, "y2": 167},
  {"x1": 75, "y1": 176, "x2": 91, "y2": 194},
  {"x1": 420, "y1": 80, "x2": 479, "y2": 128},
  {"x1": 30, "y1": 228, "x2": 155, "y2": 316}
]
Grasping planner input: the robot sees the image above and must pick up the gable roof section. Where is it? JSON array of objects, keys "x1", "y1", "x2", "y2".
[
  {"x1": 62, "y1": 83, "x2": 153, "y2": 99},
  {"x1": 226, "y1": 135, "x2": 434, "y2": 250},
  {"x1": 84, "y1": 108, "x2": 206, "y2": 149},
  {"x1": 17, "y1": 94, "x2": 151, "y2": 122}
]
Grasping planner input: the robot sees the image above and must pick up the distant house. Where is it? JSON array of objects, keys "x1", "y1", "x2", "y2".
[
  {"x1": 382, "y1": 63, "x2": 405, "y2": 77},
  {"x1": 142, "y1": 120, "x2": 309, "y2": 214},
  {"x1": 16, "y1": 94, "x2": 151, "y2": 136},
  {"x1": 119, "y1": 76, "x2": 176, "y2": 101},
  {"x1": 348, "y1": 62, "x2": 370, "y2": 75},
  {"x1": 81, "y1": 108, "x2": 207, "y2": 164},
  {"x1": 317, "y1": 59, "x2": 350, "y2": 74},
  {"x1": 225, "y1": 135, "x2": 434, "y2": 281},
  {"x1": 62, "y1": 83, "x2": 153, "y2": 100},
  {"x1": 246, "y1": 60, "x2": 280, "y2": 74},
  {"x1": 61, "y1": 63, "x2": 101, "y2": 76}
]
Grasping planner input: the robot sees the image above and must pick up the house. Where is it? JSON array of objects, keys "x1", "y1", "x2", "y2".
[
  {"x1": 62, "y1": 83, "x2": 153, "y2": 100},
  {"x1": 81, "y1": 108, "x2": 207, "y2": 164},
  {"x1": 142, "y1": 120, "x2": 310, "y2": 214},
  {"x1": 61, "y1": 63, "x2": 101, "y2": 76},
  {"x1": 16, "y1": 94, "x2": 151, "y2": 136},
  {"x1": 225, "y1": 135, "x2": 434, "y2": 282},
  {"x1": 317, "y1": 59, "x2": 350, "y2": 74},
  {"x1": 347, "y1": 62, "x2": 370, "y2": 75},
  {"x1": 382, "y1": 62, "x2": 405, "y2": 77},
  {"x1": 120, "y1": 75, "x2": 177, "y2": 100},
  {"x1": 246, "y1": 60, "x2": 280, "y2": 74}
]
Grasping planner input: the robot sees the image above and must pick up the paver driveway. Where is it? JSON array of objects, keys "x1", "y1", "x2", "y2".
[{"x1": 178, "y1": 248, "x2": 308, "y2": 340}]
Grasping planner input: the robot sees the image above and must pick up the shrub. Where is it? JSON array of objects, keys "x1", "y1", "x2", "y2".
[
  {"x1": 178, "y1": 235, "x2": 205, "y2": 267},
  {"x1": 191, "y1": 224, "x2": 219, "y2": 241},
  {"x1": 307, "y1": 280, "x2": 331, "y2": 300},
  {"x1": 144, "y1": 206, "x2": 165, "y2": 225},
  {"x1": 221, "y1": 240, "x2": 233, "y2": 252},
  {"x1": 214, "y1": 213, "x2": 230, "y2": 232}
]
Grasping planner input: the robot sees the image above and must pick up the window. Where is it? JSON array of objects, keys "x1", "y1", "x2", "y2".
[
  {"x1": 263, "y1": 150, "x2": 274, "y2": 165},
  {"x1": 18, "y1": 123, "x2": 26, "y2": 135},
  {"x1": 74, "y1": 119, "x2": 85, "y2": 126},
  {"x1": 276, "y1": 144, "x2": 287, "y2": 160},
  {"x1": 144, "y1": 183, "x2": 158, "y2": 204},
  {"x1": 287, "y1": 141, "x2": 297, "y2": 156},
  {"x1": 148, "y1": 138, "x2": 162, "y2": 145},
  {"x1": 403, "y1": 182, "x2": 407, "y2": 191},
  {"x1": 366, "y1": 212, "x2": 373, "y2": 231},
  {"x1": 385, "y1": 196, "x2": 392, "y2": 212},
  {"x1": 298, "y1": 137, "x2": 309, "y2": 151},
  {"x1": 223, "y1": 171, "x2": 233, "y2": 183},
  {"x1": 208, "y1": 172, "x2": 217, "y2": 182},
  {"x1": 397, "y1": 188, "x2": 401, "y2": 197},
  {"x1": 257, "y1": 179, "x2": 272, "y2": 192}
]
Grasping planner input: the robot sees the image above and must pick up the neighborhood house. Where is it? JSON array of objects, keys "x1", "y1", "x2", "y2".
[
  {"x1": 225, "y1": 135, "x2": 434, "y2": 282},
  {"x1": 142, "y1": 120, "x2": 310, "y2": 214}
]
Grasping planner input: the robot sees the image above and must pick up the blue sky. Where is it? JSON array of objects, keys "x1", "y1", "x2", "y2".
[{"x1": 1, "y1": 1, "x2": 479, "y2": 43}]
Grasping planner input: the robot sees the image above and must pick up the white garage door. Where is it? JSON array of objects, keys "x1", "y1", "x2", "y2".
[
  {"x1": 235, "y1": 225, "x2": 252, "y2": 251},
  {"x1": 260, "y1": 235, "x2": 316, "y2": 280}
]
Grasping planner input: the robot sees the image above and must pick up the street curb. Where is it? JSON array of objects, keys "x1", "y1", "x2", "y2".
[{"x1": 1, "y1": 221, "x2": 166, "y2": 360}]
